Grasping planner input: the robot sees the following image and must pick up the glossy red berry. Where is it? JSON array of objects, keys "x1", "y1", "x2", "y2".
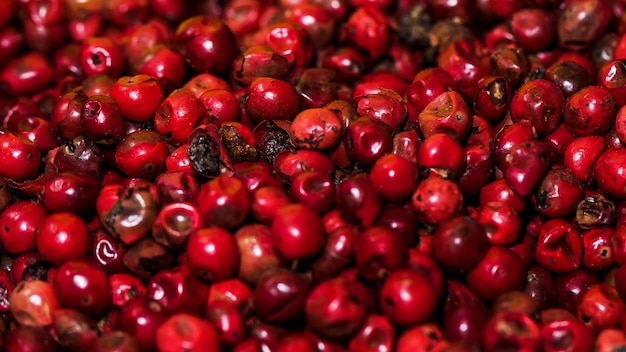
[
  {"x1": 80, "y1": 37, "x2": 124, "y2": 78},
  {"x1": 563, "y1": 86, "x2": 617, "y2": 137},
  {"x1": 380, "y1": 270, "x2": 438, "y2": 327},
  {"x1": 35, "y1": 212, "x2": 91, "y2": 266},
  {"x1": 0, "y1": 130, "x2": 41, "y2": 182},
  {"x1": 244, "y1": 77, "x2": 301, "y2": 123},
  {"x1": 53, "y1": 258, "x2": 112, "y2": 315},
  {"x1": 174, "y1": 16, "x2": 237, "y2": 74},
  {"x1": 110, "y1": 74, "x2": 165, "y2": 123},
  {"x1": 0, "y1": 201, "x2": 47, "y2": 255},
  {"x1": 187, "y1": 227, "x2": 240, "y2": 282},
  {"x1": 271, "y1": 203, "x2": 326, "y2": 261},
  {"x1": 115, "y1": 130, "x2": 170, "y2": 180}
]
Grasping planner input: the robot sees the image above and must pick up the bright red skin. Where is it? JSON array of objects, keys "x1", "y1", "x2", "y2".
[
  {"x1": 369, "y1": 153, "x2": 417, "y2": 203},
  {"x1": 0, "y1": 131, "x2": 41, "y2": 182},
  {"x1": 396, "y1": 323, "x2": 448, "y2": 352},
  {"x1": 80, "y1": 37, "x2": 124, "y2": 78},
  {"x1": 35, "y1": 212, "x2": 91, "y2": 266},
  {"x1": 233, "y1": 45, "x2": 292, "y2": 86},
  {"x1": 563, "y1": 135, "x2": 606, "y2": 183},
  {"x1": 535, "y1": 219, "x2": 582, "y2": 274},
  {"x1": 540, "y1": 308, "x2": 594, "y2": 352},
  {"x1": 115, "y1": 130, "x2": 170, "y2": 180},
  {"x1": 321, "y1": 46, "x2": 365, "y2": 83},
  {"x1": 443, "y1": 280, "x2": 489, "y2": 344},
  {"x1": 563, "y1": 86, "x2": 617, "y2": 137},
  {"x1": 595, "y1": 148, "x2": 626, "y2": 199},
  {"x1": 187, "y1": 227, "x2": 240, "y2": 282},
  {"x1": 0, "y1": 52, "x2": 53, "y2": 96},
  {"x1": 53, "y1": 259, "x2": 112, "y2": 316},
  {"x1": 222, "y1": 0, "x2": 262, "y2": 38},
  {"x1": 418, "y1": 133, "x2": 466, "y2": 180},
  {"x1": 473, "y1": 75, "x2": 511, "y2": 121},
  {"x1": 0, "y1": 201, "x2": 48, "y2": 255},
  {"x1": 581, "y1": 228, "x2": 614, "y2": 271},
  {"x1": 305, "y1": 277, "x2": 366, "y2": 340},
  {"x1": 348, "y1": 314, "x2": 395, "y2": 352},
  {"x1": 290, "y1": 108, "x2": 343, "y2": 151},
  {"x1": 577, "y1": 284, "x2": 626, "y2": 332},
  {"x1": 355, "y1": 90, "x2": 406, "y2": 130},
  {"x1": 411, "y1": 176, "x2": 463, "y2": 226},
  {"x1": 340, "y1": 7, "x2": 388, "y2": 61},
  {"x1": 40, "y1": 172, "x2": 100, "y2": 215},
  {"x1": 428, "y1": 0, "x2": 475, "y2": 21},
  {"x1": 615, "y1": 106, "x2": 626, "y2": 144},
  {"x1": 492, "y1": 120, "x2": 536, "y2": 169},
  {"x1": 407, "y1": 67, "x2": 458, "y2": 112},
  {"x1": 457, "y1": 145, "x2": 494, "y2": 196},
  {"x1": 437, "y1": 40, "x2": 490, "y2": 101},
  {"x1": 136, "y1": 45, "x2": 187, "y2": 94},
  {"x1": 205, "y1": 300, "x2": 246, "y2": 347},
  {"x1": 197, "y1": 176, "x2": 250, "y2": 230},
  {"x1": 419, "y1": 91, "x2": 472, "y2": 143},
  {"x1": 270, "y1": 203, "x2": 326, "y2": 261},
  {"x1": 81, "y1": 94, "x2": 126, "y2": 145},
  {"x1": 198, "y1": 89, "x2": 241, "y2": 127},
  {"x1": 207, "y1": 278, "x2": 253, "y2": 317},
  {"x1": 288, "y1": 170, "x2": 334, "y2": 214},
  {"x1": 67, "y1": 14, "x2": 102, "y2": 43},
  {"x1": 14, "y1": 116, "x2": 58, "y2": 153},
  {"x1": 146, "y1": 264, "x2": 209, "y2": 314},
  {"x1": 184, "y1": 73, "x2": 230, "y2": 97},
  {"x1": 354, "y1": 226, "x2": 408, "y2": 282},
  {"x1": 117, "y1": 298, "x2": 168, "y2": 351},
  {"x1": 284, "y1": 4, "x2": 336, "y2": 48},
  {"x1": 250, "y1": 186, "x2": 291, "y2": 224},
  {"x1": 510, "y1": 8, "x2": 556, "y2": 53},
  {"x1": 466, "y1": 246, "x2": 525, "y2": 302},
  {"x1": 109, "y1": 273, "x2": 147, "y2": 308},
  {"x1": 50, "y1": 90, "x2": 87, "y2": 141},
  {"x1": 531, "y1": 166, "x2": 583, "y2": 219},
  {"x1": 154, "y1": 88, "x2": 207, "y2": 146},
  {"x1": 110, "y1": 74, "x2": 165, "y2": 122},
  {"x1": 510, "y1": 79, "x2": 564, "y2": 136},
  {"x1": 156, "y1": 313, "x2": 221, "y2": 352},
  {"x1": 312, "y1": 226, "x2": 359, "y2": 282},
  {"x1": 479, "y1": 201, "x2": 521, "y2": 245},
  {"x1": 598, "y1": 60, "x2": 626, "y2": 108},
  {"x1": 244, "y1": 77, "x2": 301, "y2": 123},
  {"x1": 343, "y1": 116, "x2": 392, "y2": 165},
  {"x1": 379, "y1": 269, "x2": 438, "y2": 327},
  {"x1": 391, "y1": 129, "x2": 421, "y2": 164},
  {"x1": 174, "y1": 16, "x2": 237, "y2": 74}
]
